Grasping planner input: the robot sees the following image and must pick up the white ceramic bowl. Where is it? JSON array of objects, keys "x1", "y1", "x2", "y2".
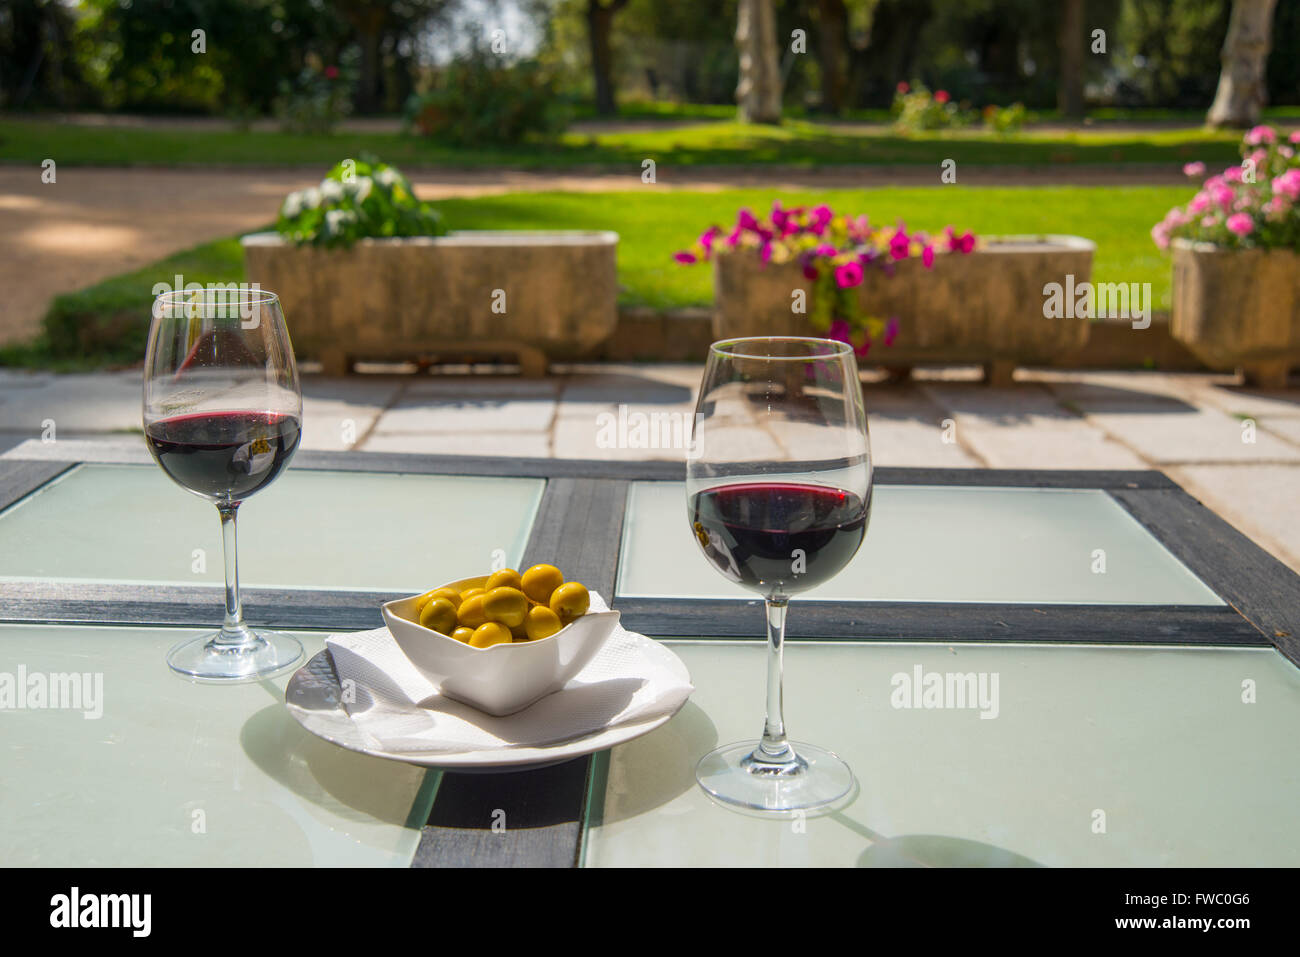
[{"x1": 381, "y1": 576, "x2": 620, "y2": 716}]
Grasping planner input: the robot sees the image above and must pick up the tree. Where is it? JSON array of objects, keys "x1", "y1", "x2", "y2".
[
  {"x1": 815, "y1": 0, "x2": 850, "y2": 114},
  {"x1": 735, "y1": 0, "x2": 781, "y2": 122},
  {"x1": 1207, "y1": 0, "x2": 1278, "y2": 127},
  {"x1": 587, "y1": 0, "x2": 630, "y2": 115},
  {"x1": 1058, "y1": 0, "x2": 1085, "y2": 117}
]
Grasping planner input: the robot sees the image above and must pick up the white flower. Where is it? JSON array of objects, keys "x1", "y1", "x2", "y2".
[
  {"x1": 300, "y1": 187, "x2": 322, "y2": 210},
  {"x1": 374, "y1": 167, "x2": 400, "y2": 189},
  {"x1": 324, "y1": 209, "x2": 357, "y2": 234},
  {"x1": 342, "y1": 175, "x2": 373, "y2": 203},
  {"x1": 280, "y1": 191, "x2": 303, "y2": 219},
  {"x1": 319, "y1": 178, "x2": 344, "y2": 203}
]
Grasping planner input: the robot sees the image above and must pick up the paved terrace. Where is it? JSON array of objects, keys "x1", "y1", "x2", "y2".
[{"x1": 2, "y1": 364, "x2": 1297, "y2": 575}]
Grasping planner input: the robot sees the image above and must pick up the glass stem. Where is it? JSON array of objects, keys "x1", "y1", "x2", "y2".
[
  {"x1": 753, "y1": 598, "x2": 796, "y2": 766},
  {"x1": 215, "y1": 502, "x2": 254, "y2": 647}
]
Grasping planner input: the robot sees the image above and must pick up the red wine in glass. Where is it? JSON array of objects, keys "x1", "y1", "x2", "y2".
[
  {"x1": 690, "y1": 482, "x2": 869, "y2": 598},
  {"x1": 143, "y1": 288, "x2": 304, "y2": 682},
  {"x1": 687, "y1": 336, "x2": 873, "y2": 812},
  {"x1": 146, "y1": 411, "x2": 302, "y2": 502}
]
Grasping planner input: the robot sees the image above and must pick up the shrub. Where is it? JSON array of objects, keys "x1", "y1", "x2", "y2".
[
  {"x1": 273, "y1": 63, "x2": 354, "y2": 135},
  {"x1": 404, "y1": 46, "x2": 570, "y2": 146},
  {"x1": 276, "y1": 157, "x2": 445, "y2": 249}
]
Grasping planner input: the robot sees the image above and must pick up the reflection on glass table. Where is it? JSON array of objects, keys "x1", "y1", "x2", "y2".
[
  {"x1": 582, "y1": 639, "x2": 1300, "y2": 867},
  {"x1": 619, "y1": 482, "x2": 1221, "y2": 606}
]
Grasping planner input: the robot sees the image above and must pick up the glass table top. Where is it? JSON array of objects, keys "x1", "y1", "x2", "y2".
[
  {"x1": 618, "y1": 481, "x2": 1222, "y2": 606},
  {"x1": 0, "y1": 464, "x2": 544, "y2": 592},
  {"x1": 582, "y1": 639, "x2": 1300, "y2": 867},
  {"x1": 0, "y1": 623, "x2": 435, "y2": 866}
]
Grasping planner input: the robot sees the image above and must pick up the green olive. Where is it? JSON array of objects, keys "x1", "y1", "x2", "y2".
[
  {"x1": 482, "y1": 586, "x2": 529, "y2": 628},
  {"x1": 469, "y1": 622, "x2": 512, "y2": 649},
  {"x1": 522, "y1": 564, "x2": 564, "y2": 604},
  {"x1": 457, "y1": 594, "x2": 488, "y2": 629},
  {"x1": 525, "y1": 605, "x2": 563, "y2": 641},
  {"x1": 418, "y1": 597, "x2": 457, "y2": 635},
  {"x1": 549, "y1": 581, "x2": 590, "y2": 623},
  {"x1": 486, "y1": 568, "x2": 524, "y2": 592}
]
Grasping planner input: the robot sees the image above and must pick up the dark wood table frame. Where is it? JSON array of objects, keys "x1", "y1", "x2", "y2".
[{"x1": 2, "y1": 449, "x2": 1298, "y2": 868}]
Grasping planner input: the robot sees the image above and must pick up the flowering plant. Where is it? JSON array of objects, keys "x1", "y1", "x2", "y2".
[
  {"x1": 276, "y1": 157, "x2": 445, "y2": 249},
  {"x1": 892, "y1": 82, "x2": 1027, "y2": 135},
  {"x1": 1153, "y1": 125, "x2": 1300, "y2": 251},
  {"x1": 674, "y1": 201, "x2": 977, "y2": 356},
  {"x1": 273, "y1": 61, "x2": 354, "y2": 135}
]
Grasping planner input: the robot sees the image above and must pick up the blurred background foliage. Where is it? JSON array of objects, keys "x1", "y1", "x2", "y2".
[{"x1": 0, "y1": 0, "x2": 1296, "y2": 118}]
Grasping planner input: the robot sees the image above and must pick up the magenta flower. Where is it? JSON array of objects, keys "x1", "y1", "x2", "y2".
[
  {"x1": 834, "y1": 260, "x2": 864, "y2": 288},
  {"x1": 1244, "y1": 125, "x2": 1276, "y2": 146},
  {"x1": 827, "y1": 318, "x2": 852, "y2": 344},
  {"x1": 883, "y1": 317, "x2": 900, "y2": 346},
  {"x1": 1183, "y1": 161, "x2": 1206, "y2": 178},
  {"x1": 889, "y1": 231, "x2": 910, "y2": 261},
  {"x1": 325, "y1": 65, "x2": 340, "y2": 80},
  {"x1": 673, "y1": 251, "x2": 696, "y2": 264},
  {"x1": 854, "y1": 331, "x2": 871, "y2": 358},
  {"x1": 1226, "y1": 213, "x2": 1254, "y2": 237},
  {"x1": 921, "y1": 244, "x2": 935, "y2": 269},
  {"x1": 801, "y1": 260, "x2": 819, "y2": 281},
  {"x1": 814, "y1": 243, "x2": 838, "y2": 257},
  {"x1": 760, "y1": 240, "x2": 773, "y2": 264},
  {"x1": 699, "y1": 227, "x2": 719, "y2": 257},
  {"x1": 737, "y1": 208, "x2": 759, "y2": 232}
]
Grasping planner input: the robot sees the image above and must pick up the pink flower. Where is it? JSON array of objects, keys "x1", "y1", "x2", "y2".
[
  {"x1": 897, "y1": 82, "x2": 910, "y2": 94},
  {"x1": 699, "y1": 227, "x2": 719, "y2": 257},
  {"x1": 1212, "y1": 185, "x2": 1235, "y2": 210},
  {"x1": 1151, "y1": 223, "x2": 1170, "y2": 250},
  {"x1": 934, "y1": 90, "x2": 950, "y2": 104},
  {"x1": 1183, "y1": 161, "x2": 1206, "y2": 178},
  {"x1": 951, "y1": 230, "x2": 975, "y2": 254},
  {"x1": 802, "y1": 260, "x2": 819, "y2": 281},
  {"x1": 1226, "y1": 213, "x2": 1254, "y2": 237},
  {"x1": 834, "y1": 260, "x2": 864, "y2": 288},
  {"x1": 1188, "y1": 192, "x2": 1211, "y2": 214},
  {"x1": 883, "y1": 316, "x2": 899, "y2": 346},
  {"x1": 1272, "y1": 169, "x2": 1300, "y2": 201},
  {"x1": 760, "y1": 240, "x2": 773, "y2": 264},
  {"x1": 1224, "y1": 165, "x2": 1243, "y2": 183},
  {"x1": 827, "y1": 318, "x2": 852, "y2": 344},
  {"x1": 855, "y1": 331, "x2": 871, "y2": 358},
  {"x1": 814, "y1": 243, "x2": 838, "y2": 257},
  {"x1": 1290, "y1": 131, "x2": 1300, "y2": 144},
  {"x1": 673, "y1": 251, "x2": 696, "y2": 264},
  {"x1": 1201, "y1": 215, "x2": 1218, "y2": 228},
  {"x1": 325, "y1": 65, "x2": 340, "y2": 79},
  {"x1": 889, "y1": 230, "x2": 910, "y2": 260},
  {"x1": 1244, "y1": 125, "x2": 1276, "y2": 146},
  {"x1": 736, "y1": 208, "x2": 759, "y2": 232},
  {"x1": 922, "y1": 244, "x2": 935, "y2": 269}
]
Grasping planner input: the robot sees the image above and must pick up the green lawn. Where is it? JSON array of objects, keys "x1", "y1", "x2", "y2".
[
  {"x1": 5, "y1": 185, "x2": 1192, "y2": 368},
  {"x1": 0, "y1": 115, "x2": 1248, "y2": 169}
]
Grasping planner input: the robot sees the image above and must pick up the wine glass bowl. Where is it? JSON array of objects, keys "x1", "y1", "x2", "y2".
[
  {"x1": 143, "y1": 288, "x2": 304, "y2": 682},
  {"x1": 686, "y1": 336, "x2": 872, "y2": 812}
]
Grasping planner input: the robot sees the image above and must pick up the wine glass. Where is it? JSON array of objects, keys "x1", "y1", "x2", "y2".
[
  {"x1": 143, "y1": 288, "x2": 304, "y2": 681},
  {"x1": 686, "y1": 336, "x2": 872, "y2": 812}
]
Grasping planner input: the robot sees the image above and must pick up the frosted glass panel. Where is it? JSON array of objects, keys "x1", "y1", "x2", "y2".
[
  {"x1": 618, "y1": 481, "x2": 1221, "y2": 605},
  {"x1": 0, "y1": 464, "x2": 543, "y2": 592},
  {"x1": 0, "y1": 624, "x2": 434, "y2": 866},
  {"x1": 583, "y1": 640, "x2": 1300, "y2": 867}
]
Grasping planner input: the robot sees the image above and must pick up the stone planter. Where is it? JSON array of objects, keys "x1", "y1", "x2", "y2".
[
  {"x1": 241, "y1": 231, "x2": 619, "y2": 375},
  {"x1": 1171, "y1": 239, "x2": 1300, "y2": 388},
  {"x1": 713, "y1": 235, "x2": 1096, "y2": 385}
]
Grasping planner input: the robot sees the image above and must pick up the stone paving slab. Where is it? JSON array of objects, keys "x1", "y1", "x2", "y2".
[{"x1": 1165, "y1": 464, "x2": 1300, "y2": 573}]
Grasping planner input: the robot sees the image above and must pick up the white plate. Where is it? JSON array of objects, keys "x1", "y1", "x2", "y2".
[{"x1": 284, "y1": 636, "x2": 692, "y2": 771}]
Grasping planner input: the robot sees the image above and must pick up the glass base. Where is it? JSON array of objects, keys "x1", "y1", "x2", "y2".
[
  {"x1": 696, "y1": 740, "x2": 854, "y2": 813},
  {"x1": 166, "y1": 629, "x2": 303, "y2": 683}
]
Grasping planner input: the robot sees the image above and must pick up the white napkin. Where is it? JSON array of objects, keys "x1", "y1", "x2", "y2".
[{"x1": 324, "y1": 593, "x2": 693, "y2": 755}]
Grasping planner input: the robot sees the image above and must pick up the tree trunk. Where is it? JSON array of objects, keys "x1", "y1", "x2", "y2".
[
  {"x1": 851, "y1": 0, "x2": 934, "y2": 108},
  {"x1": 736, "y1": 0, "x2": 783, "y2": 124},
  {"x1": 816, "y1": 0, "x2": 849, "y2": 115},
  {"x1": 1057, "y1": 0, "x2": 1085, "y2": 118},
  {"x1": 1207, "y1": 0, "x2": 1278, "y2": 128},
  {"x1": 587, "y1": 0, "x2": 629, "y2": 116}
]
